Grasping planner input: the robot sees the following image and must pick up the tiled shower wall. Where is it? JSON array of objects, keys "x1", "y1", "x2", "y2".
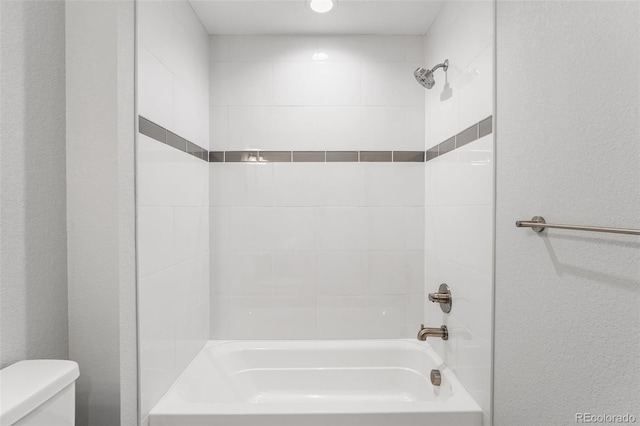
[
  {"x1": 209, "y1": 35, "x2": 426, "y2": 339},
  {"x1": 422, "y1": 1, "x2": 494, "y2": 424},
  {"x1": 136, "y1": 2, "x2": 209, "y2": 423}
]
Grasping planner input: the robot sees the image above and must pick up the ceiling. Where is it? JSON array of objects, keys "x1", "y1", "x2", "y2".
[{"x1": 189, "y1": 1, "x2": 445, "y2": 35}]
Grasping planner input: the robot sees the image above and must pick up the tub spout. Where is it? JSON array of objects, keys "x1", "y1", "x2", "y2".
[{"x1": 417, "y1": 324, "x2": 448, "y2": 341}]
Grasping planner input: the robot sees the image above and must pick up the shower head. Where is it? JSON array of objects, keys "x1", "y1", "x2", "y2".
[{"x1": 414, "y1": 59, "x2": 449, "y2": 89}]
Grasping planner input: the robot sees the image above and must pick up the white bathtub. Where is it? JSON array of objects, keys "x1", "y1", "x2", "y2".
[{"x1": 149, "y1": 340, "x2": 482, "y2": 426}]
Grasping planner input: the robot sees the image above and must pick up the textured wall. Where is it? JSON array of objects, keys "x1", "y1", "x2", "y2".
[
  {"x1": 495, "y1": 2, "x2": 640, "y2": 425},
  {"x1": 0, "y1": 0, "x2": 68, "y2": 368}
]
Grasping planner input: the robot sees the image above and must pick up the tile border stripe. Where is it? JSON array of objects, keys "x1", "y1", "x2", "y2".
[
  {"x1": 139, "y1": 115, "x2": 493, "y2": 164},
  {"x1": 138, "y1": 116, "x2": 209, "y2": 162},
  {"x1": 425, "y1": 115, "x2": 493, "y2": 162},
  {"x1": 214, "y1": 150, "x2": 426, "y2": 163}
]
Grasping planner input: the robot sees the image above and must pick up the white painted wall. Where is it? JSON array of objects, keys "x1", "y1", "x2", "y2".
[
  {"x1": 0, "y1": 0, "x2": 68, "y2": 369},
  {"x1": 423, "y1": 1, "x2": 494, "y2": 424},
  {"x1": 66, "y1": 1, "x2": 137, "y2": 425},
  {"x1": 209, "y1": 35, "x2": 425, "y2": 339},
  {"x1": 494, "y1": 2, "x2": 640, "y2": 425},
  {"x1": 136, "y1": 2, "x2": 210, "y2": 423}
]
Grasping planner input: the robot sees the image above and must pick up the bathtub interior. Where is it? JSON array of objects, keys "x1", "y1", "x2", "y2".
[
  {"x1": 150, "y1": 340, "x2": 481, "y2": 418},
  {"x1": 175, "y1": 340, "x2": 454, "y2": 404}
]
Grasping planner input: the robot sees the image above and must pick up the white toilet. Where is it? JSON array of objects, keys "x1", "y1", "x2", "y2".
[{"x1": 0, "y1": 360, "x2": 79, "y2": 426}]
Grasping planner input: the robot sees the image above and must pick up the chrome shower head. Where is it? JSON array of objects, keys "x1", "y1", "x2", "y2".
[
  {"x1": 414, "y1": 59, "x2": 449, "y2": 89},
  {"x1": 414, "y1": 67, "x2": 436, "y2": 89}
]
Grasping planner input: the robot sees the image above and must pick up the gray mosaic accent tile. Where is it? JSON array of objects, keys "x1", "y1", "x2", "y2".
[
  {"x1": 438, "y1": 136, "x2": 456, "y2": 156},
  {"x1": 259, "y1": 151, "x2": 292, "y2": 162},
  {"x1": 479, "y1": 116, "x2": 493, "y2": 138},
  {"x1": 326, "y1": 151, "x2": 358, "y2": 162},
  {"x1": 456, "y1": 124, "x2": 479, "y2": 148},
  {"x1": 139, "y1": 117, "x2": 166, "y2": 143},
  {"x1": 293, "y1": 151, "x2": 326, "y2": 162},
  {"x1": 209, "y1": 151, "x2": 225, "y2": 162},
  {"x1": 186, "y1": 141, "x2": 203, "y2": 159},
  {"x1": 426, "y1": 147, "x2": 439, "y2": 162},
  {"x1": 393, "y1": 151, "x2": 425, "y2": 162},
  {"x1": 226, "y1": 151, "x2": 259, "y2": 162},
  {"x1": 360, "y1": 151, "x2": 392, "y2": 162},
  {"x1": 166, "y1": 131, "x2": 187, "y2": 152}
]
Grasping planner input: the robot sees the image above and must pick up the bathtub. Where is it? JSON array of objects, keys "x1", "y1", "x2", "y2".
[{"x1": 149, "y1": 340, "x2": 482, "y2": 426}]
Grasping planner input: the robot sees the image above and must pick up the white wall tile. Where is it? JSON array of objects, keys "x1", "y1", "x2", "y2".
[
  {"x1": 225, "y1": 207, "x2": 317, "y2": 251},
  {"x1": 457, "y1": 205, "x2": 493, "y2": 275},
  {"x1": 138, "y1": 47, "x2": 173, "y2": 129},
  {"x1": 458, "y1": 46, "x2": 493, "y2": 132},
  {"x1": 316, "y1": 251, "x2": 366, "y2": 296},
  {"x1": 271, "y1": 62, "x2": 315, "y2": 105},
  {"x1": 210, "y1": 163, "x2": 274, "y2": 207},
  {"x1": 405, "y1": 36, "x2": 426, "y2": 63},
  {"x1": 211, "y1": 252, "x2": 273, "y2": 296},
  {"x1": 137, "y1": 136, "x2": 175, "y2": 207},
  {"x1": 209, "y1": 106, "x2": 229, "y2": 150},
  {"x1": 273, "y1": 163, "x2": 322, "y2": 206},
  {"x1": 425, "y1": 83, "x2": 458, "y2": 149},
  {"x1": 316, "y1": 296, "x2": 405, "y2": 339},
  {"x1": 365, "y1": 252, "x2": 424, "y2": 295},
  {"x1": 209, "y1": 207, "x2": 230, "y2": 253},
  {"x1": 268, "y1": 207, "x2": 317, "y2": 251},
  {"x1": 137, "y1": 1, "x2": 175, "y2": 69},
  {"x1": 228, "y1": 107, "x2": 319, "y2": 150},
  {"x1": 212, "y1": 35, "x2": 319, "y2": 62},
  {"x1": 138, "y1": 206, "x2": 174, "y2": 277},
  {"x1": 209, "y1": 296, "x2": 230, "y2": 338},
  {"x1": 364, "y1": 163, "x2": 425, "y2": 207},
  {"x1": 319, "y1": 164, "x2": 365, "y2": 207},
  {"x1": 273, "y1": 62, "x2": 361, "y2": 106},
  {"x1": 137, "y1": 3, "x2": 210, "y2": 420},
  {"x1": 138, "y1": 266, "x2": 176, "y2": 417},
  {"x1": 209, "y1": 35, "x2": 427, "y2": 341},
  {"x1": 314, "y1": 107, "x2": 405, "y2": 150},
  {"x1": 273, "y1": 252, "x2": 317, "y2": 296},
  {"x1": 174, "y1": 79, "x2": 209, "y2": 149},
  {"x1": 456, "y1": 135, "x2": 493, "y2": 206},
  {"x1": 405, "y1": 207, "x2": 425, "y2": 251},
  {"x1": 210, "y1": 62, "x2": 273, "y2": 106},
  {"x1": 405, "y1": 106, "x2": 427, "y2": 150},
  {"x1": 227, "y1": 296, "x2": 317, "y2": 339},
  {"x1": 423, "y1": 1, "x2": 494, "y2": 421},
  {"x1": 173, "y1": 255, "x2": 209, "y2": 372},
  {"x1": 316, "y1": 207, "x2": 368, "y2": 251},
  {"x1": 317, "y1": 36, "x2": 415, "y2": 63},
  {"x1": 174, "y1": 206, "x2": 209, "y2": 264},
  {"x1": 368, "y1": 207, "x2": 406, "y2": 250},
  {"x1": 139, "y1": 267, "x2": 176, "y2": 371},
  {"x1": 362, "y1": 62, "x2": 424, "y2": 106}
]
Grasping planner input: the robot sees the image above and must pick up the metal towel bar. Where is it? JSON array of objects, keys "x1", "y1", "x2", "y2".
[{"x1": 515, "y1": 216, "x2": 640, "y2": 236}]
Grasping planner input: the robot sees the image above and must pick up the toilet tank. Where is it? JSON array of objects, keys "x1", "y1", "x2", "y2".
[{"x1": 0, "y1": 360, "x2": 79, "y2": 426}]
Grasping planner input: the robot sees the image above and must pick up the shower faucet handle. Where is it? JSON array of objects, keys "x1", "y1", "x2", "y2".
[{"x1": 428, "y1": 283, "x2": 452, "y2": 313}]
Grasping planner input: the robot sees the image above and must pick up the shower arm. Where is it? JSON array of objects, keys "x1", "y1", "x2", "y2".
[{"x1": 431, "y1": 59, "x2": 449, "y2": 73}]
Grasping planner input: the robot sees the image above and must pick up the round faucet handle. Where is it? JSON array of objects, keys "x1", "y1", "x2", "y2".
[{"x1": 427, "y1": 283, "x2": 452, "y2": 313}]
